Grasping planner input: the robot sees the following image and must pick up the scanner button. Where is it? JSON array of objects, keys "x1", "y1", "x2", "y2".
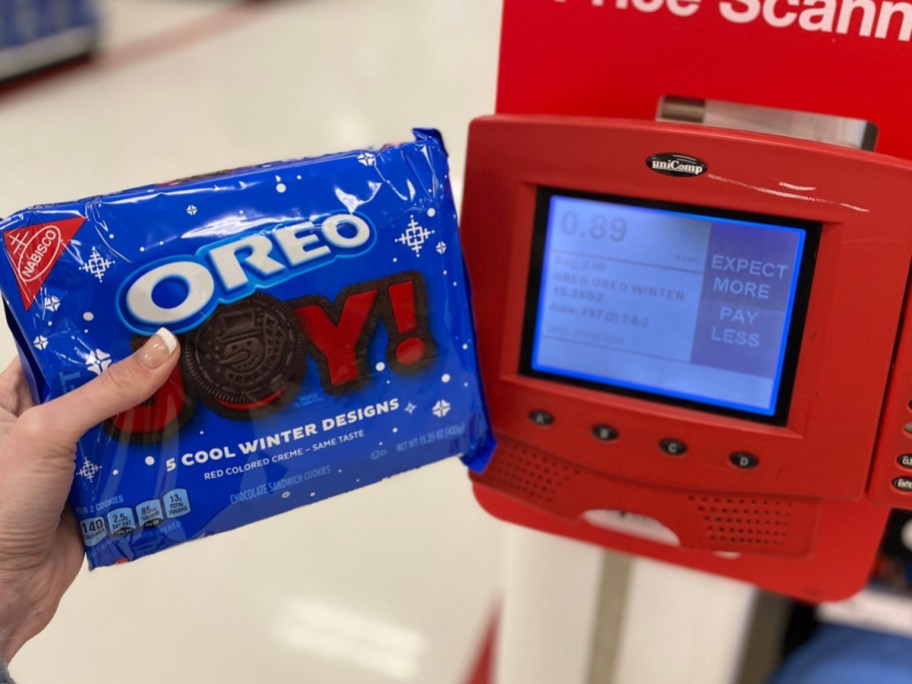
[
  {"x1": 529, "y1": 410, "x2": 554, "y2": 427},
  {"x1": 899, "y1": 454, "x2": 912, "y2": 469},
  {"x1": 730, "y1": 452, "x2": 759, "y2": 470},
  {"x1": 593, "y1": 425, "x2": 619, "y2": 442},
  {"x1": 660, "y1": 439, "x2": 687, "y2": 456},
  {"x1": 893, "y1": 477, "x2": 912, "y2": 492}
]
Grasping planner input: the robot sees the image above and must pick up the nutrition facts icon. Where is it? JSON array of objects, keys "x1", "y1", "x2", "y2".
[
  {"x1": 106, "y1": 508, "x2": 137, "y2": 538},
  {"x1": 164, "y1": 489, "x2": 191, "y2": 519},
  {"x1": 80, "y1": 517, "x2": 107, "y2": 547},
  {"x1": 136, "y1": 499, "x2": 165, "y2": 528}
]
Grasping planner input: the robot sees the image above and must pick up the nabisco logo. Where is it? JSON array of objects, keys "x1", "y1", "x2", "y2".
[
  {"x1": 3, "y1": 217, "x2": 85, "y2": 310},
  {"x1": 646, "y1": 153, "x2": 707, "y2": 177},
  {"x1": 15, "y1": 224, "x2": 62, "y2": 283}
]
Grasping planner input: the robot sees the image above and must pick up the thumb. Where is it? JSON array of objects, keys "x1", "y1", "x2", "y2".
[{"x1": 17, "y1": 328, "x2": 180, "y2": 447}]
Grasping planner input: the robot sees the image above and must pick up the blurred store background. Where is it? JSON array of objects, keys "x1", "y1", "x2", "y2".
[{"x1": 0, "y1": 2, "x2": 503, "y2": 683}]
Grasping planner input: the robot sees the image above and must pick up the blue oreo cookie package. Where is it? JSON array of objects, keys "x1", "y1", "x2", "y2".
[{"x1": 0, "y1": 129, "x2": 494, "y2": 568}]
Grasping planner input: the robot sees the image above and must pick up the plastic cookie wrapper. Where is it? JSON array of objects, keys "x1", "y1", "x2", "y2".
[{"x1": 0, "y1": 129, "x2": 495, "y2": 567}]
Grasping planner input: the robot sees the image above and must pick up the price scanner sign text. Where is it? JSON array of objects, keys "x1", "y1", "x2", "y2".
[{"x1": 553, "y1": 0, "x2": 912, "y2": 40}]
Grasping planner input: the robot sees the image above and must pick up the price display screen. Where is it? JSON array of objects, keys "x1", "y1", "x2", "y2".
[{"x1": 523, "y1": 189, "x2": 818, "y2": 422}]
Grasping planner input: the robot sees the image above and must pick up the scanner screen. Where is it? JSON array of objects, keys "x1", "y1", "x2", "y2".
[{"x1": 527, "y1": 191, "x2": 816, "y2": 420}]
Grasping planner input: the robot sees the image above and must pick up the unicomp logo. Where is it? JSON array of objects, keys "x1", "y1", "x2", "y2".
[
  {"x1": 117, "y1": 212, "x2": 376, "y2": 335},
  {"x1": 646, "y1": 153, "x2": 708, "y2": 177}
]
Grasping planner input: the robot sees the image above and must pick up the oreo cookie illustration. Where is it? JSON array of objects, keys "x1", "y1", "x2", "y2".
[{"x1": 183, "y1": 293, "x2": 306, "y2": 419}]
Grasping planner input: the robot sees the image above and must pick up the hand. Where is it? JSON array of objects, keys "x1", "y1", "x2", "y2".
[{"x1": 0, "y1": 329, "x2": 179, "y2": 662}]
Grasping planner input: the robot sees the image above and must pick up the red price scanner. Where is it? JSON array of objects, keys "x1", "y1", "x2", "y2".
[{"x1": 460, "y1": 114, "x2": 912, "y2": 600}]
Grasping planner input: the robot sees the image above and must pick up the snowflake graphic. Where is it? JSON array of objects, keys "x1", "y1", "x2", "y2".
[
  {"x1": 85, "y1": 349, "x2": 112, "y2": 376},
  {"x1": 395, "y1": 216, "x2": 435, "y2": 256},
  {"x1": 436, "y1": 241, "x2": 447, "y2": 255},
  {"x1": 186, "y1": 204, "x2": 198, "y2": 216},
  {"x1": 432, "y1": 400, "x2": 452, "y2": 418},
  {"x1": 357, "y1": 152, "x2": 376, "y2": 167},
  {"x1": 281, "y1": 492, "x2": 291, "y2": 499},
  {"x1": 33, "y1": 335, "x2": 48, "y2": 350},
  {"x1": 77, "y1": 457, "x2": 101, "y2": 483},
  {"x1": 79, "y1": 248, "x2": 114, "y2": 283},
  {"x1": 44, "y1": 295, "x2": 61, "y2": 312},
  {"x1": 405, "y1": 402, "x2": 417, "y2": 415}
]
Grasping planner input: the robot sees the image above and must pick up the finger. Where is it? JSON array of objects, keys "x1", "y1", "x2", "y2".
[
  {"x1": 14, "y1": 365, "x2": 35, "y2": 413},
  {"x1": 0, "y1": 358, "x2": 33, "y2": 410},
  {"x1": 0, "y1": 357, "x2": 22, "y2": 379},
  {"x1": 0, "y1": 358, "x2": 26, "y2": 414},
  {"x1": 17, "y1": 328, "x2": 180, "y2": 446}
]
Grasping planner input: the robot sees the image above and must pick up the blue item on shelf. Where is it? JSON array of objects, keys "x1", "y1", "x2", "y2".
[
  {"x1": 769, "y1": 624, "x2": 912, "y2": 684},
  {"x1": 0, "y1": 0, "x2": 99, "y2": 81}
]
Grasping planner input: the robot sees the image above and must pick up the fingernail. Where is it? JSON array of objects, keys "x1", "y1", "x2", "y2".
[{"x1": 139, "y1": 328, "x2": 178, "y2": 369}]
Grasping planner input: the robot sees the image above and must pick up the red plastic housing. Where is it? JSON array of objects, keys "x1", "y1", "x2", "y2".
[{"x1": 462, "y1": 114, "x2": 912, "y2": 600}]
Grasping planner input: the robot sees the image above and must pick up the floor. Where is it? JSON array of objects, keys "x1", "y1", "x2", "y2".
[{"x1": 0, "y1": 1, "x2": 506, "y2": 682}]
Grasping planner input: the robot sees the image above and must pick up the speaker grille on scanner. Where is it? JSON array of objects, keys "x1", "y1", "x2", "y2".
[
  {"x1": 478, "y1": 442, "x2": 807, "y2": 554},
  {"x1": 690, "y1": 495, "x2": 792, "y2": 549},
  {"x1": 481, "y1": 441, "x2": 580, "y2": 504}
]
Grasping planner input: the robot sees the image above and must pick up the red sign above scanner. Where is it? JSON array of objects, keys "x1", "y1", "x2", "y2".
[
  {"x1": 461, "y1": 114, "x2": 912, "y2": 600},
  {"x1": 497, "y1": 0, "x2": 912, "y2": 159}
]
